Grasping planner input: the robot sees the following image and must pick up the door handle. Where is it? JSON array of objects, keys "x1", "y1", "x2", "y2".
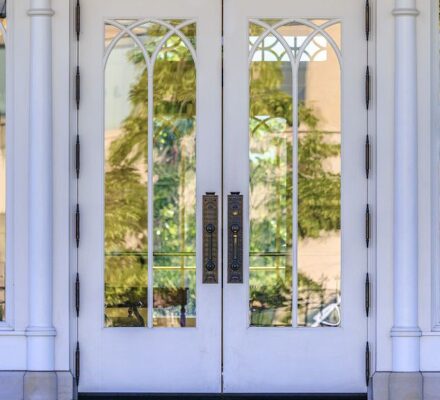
[
  {"x1": 203, "y1": 193, "x2": 218, "y2": 283},
  {"x1": 228, "y1": 192, "x2": 243, "y2": 283},
  {"x1": 231, "y1": 224, "x2": 240, "y2": 270}
]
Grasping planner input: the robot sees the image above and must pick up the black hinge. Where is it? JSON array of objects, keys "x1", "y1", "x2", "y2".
[
  {"x1": 75, "y1": 273, "x2": 80, "y2": 317},
  {"x1": 365, "y1": 204, "x2": 371, "y2": 248},
  {"x1": 75, "y1": 341, "x2": 80, "y2": 386},
  {"x1": 365, "y1": 66, "x2": 370, "y2": 110},
  {"x1": 76, "y1": 67, "x2": 80, "y2": 110},
  {"x1": 365, "y1": 135, "x2": 370, "y2": 179},
  {"x1": 75, "y1": 134, "x2": 80, "y2": 178},
  {"x1": 365, "y1": 0, "x2": 370, "y2": 41},
  {"x1": 365, "y1": 342, "x2": 371, "y2": 386},
  {"x1": 75, "y1": 204, "x2": 80, "y2": 248},
  {"x1": 365, "y1": 273, "x2": 370, "y2": 317},
  {"x1": 0, "y1": 0, "x2": 6, "y2": 19},
  {"x1": 75, "y1": 0, "x2": 81, "y2": 41}
]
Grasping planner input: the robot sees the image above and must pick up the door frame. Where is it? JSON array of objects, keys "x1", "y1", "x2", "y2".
[{"x1": 67, "y1": 0, "x2": 378, "y2": 392}]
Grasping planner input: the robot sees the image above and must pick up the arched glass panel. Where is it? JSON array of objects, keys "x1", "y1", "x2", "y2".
[
  {"x1": 297, "y1": 28, "x2": 341, "y2": 328},
  {"x1": 104, "y1": 19, "x2": 196, "y2": 329},
  {"x1": 104, "y1": 33, "x2": 148, "y2": 327},
  {"x1": 249, "y1": 19, "x2": 342, "y2": 328},
  {"x1": 152, "y1": 31, "x2": 197, "y2": 328},
  {"x1": 249, "y1": 24, "x2": 294, "y2": 327}
]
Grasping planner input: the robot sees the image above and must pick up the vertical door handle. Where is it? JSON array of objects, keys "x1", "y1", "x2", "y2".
[
  {"x1": 206, "y1": 223, "x2": 216, "y2": 271},
  {"x1": 228, "y1": 192, "x2": 243, "y2": 283},
  {"x1": 203, "y1": 193, "x2": 218, "y2": 283},
  {"x1": 231, "y1": 224, "x2": 240, "y2": 270}
]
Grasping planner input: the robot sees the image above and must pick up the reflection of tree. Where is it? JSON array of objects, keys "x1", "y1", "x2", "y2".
[
  {"x1": 249, "y1": 57, "x2": 341, "y2": 327},
  {"x1": 103, "y1": 24, "x2": 341, "y2": 328},
  {"x1": 104, "y1": 28, "x2": 197, "y2": 327}
]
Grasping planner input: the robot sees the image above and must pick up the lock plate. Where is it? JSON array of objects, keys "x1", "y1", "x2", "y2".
[
  {"x1": 203, "y1": 193, "x2": 218, "y2": 284},
  {"x1": 228, "y1": 192, "x2": 243, "y2": 284}
]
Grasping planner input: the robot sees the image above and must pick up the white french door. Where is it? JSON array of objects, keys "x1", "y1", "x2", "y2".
[
  {"x1": 77, "y1": 0, "x2": 222, "y2": 393},
  {"x1": 77, "y1": 0, "x2": 368, "y2": 394},
  {"x1": 223, "y1": 0, "x2": 367, "y2": 393}
]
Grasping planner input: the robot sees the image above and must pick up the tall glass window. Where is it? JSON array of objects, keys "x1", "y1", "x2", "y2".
[
  {"x1": 249, "y1": 19, "x2": 342, "y2": 328},
  {"x1": 104, "y1": 19, "x2": 197, "y2": 328}
]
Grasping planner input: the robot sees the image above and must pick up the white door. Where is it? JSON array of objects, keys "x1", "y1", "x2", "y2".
[
  {"x1": 77, "y1": 0, "x2": 368, "y2": 394},
  {"x1": 223, "y1": 0, "x2": 368, "y2": 393},
  {"x1": 77, "y1": 0, "x2": 222, "y2": 393}
]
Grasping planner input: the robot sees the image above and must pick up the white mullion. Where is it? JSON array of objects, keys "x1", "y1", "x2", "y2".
[
  {"x1": 292, "y1": 58, "x2": 299, "y2": 329},
  {"x1": 147, "y1": 66, "x2": 154, "y2": 329}
]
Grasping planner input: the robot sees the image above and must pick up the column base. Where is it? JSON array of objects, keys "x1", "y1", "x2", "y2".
[
  {"x1": 0, "y1": 371, "x2": 74, "y2": 400},
  {"x1": 371, "y1": 372, "x2": 424, "y2": 400}
]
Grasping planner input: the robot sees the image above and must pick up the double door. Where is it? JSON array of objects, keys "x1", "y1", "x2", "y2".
[{"x1": 77, "y1": 0, "x2": 368, "y2": 393}]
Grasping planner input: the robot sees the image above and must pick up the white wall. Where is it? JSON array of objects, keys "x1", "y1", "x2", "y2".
[
  {"x1": 0, "y1": 0, "x2": 439, "y2": 377},
  {"x1": 0, "y1": 0, "x2": 72, "y2": 372}
]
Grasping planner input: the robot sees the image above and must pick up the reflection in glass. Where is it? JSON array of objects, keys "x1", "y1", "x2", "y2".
[
  {"x1": 249, "y1": 29, "x2": 293, "y2": 327},
  {"x1": 104, "y1": 20, "x2": 196, "y2": 328},
  {"x1": 0, "y1": 17, "x2": 6, "y2": 322},
  {"x1": 153, "y1": 30, "x2": 197, "y2": 328},
  {"x1": 297, "y1": 27, "x2": 341, "y2": 327},
  {"x1": 104, "y1": 32, "x2": 148, "y2": 327},
  {"x1": 249, "y1": 20, "x2": 342, "y2": 328}
]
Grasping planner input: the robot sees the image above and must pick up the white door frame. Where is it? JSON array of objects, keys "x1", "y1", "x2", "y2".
[{"x1": 67, "y1": 0, "x2": 378, "y2": 393}]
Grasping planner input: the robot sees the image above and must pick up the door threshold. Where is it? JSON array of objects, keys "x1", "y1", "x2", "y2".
[{"x1": 78, "y1": 394, "x2": 367, "y2": 400}]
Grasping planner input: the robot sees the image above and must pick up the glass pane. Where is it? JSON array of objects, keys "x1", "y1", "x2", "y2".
[
  {"x1": 297, "y1": 27, "x2": 341, "y2": 327},
  {"x1": 249, "y1": 24, "x2": 293, "y2": 327},
  {"x1": 137, "y1": 22, "x2": 169, "y2": 57},
  {"x1": 105, "y1": 256, "x2": 148, "y2": 327},
  {"x1": 153, "y1": 31, "x2": 197, "y2": 328},
  {"x1": 104, "y1": 33, "x2": 148, "y2": 327},
  {"x1": 249, "y1": 20, "x2": 341, "y2": 328},
  {"x1": 0, "y1": 20, "x2": 6, "y2": 322},
  {"x1": 276, "y1": 23, "x2": 314, "y2": 60}
]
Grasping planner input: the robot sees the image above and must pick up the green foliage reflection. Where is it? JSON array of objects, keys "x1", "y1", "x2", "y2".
[
  {"x1": 249, "y1": 51, "x2": 341, "y2": 327},
  {"x1": 104, "y1": 24, "x2": 197, "y2": 327}
]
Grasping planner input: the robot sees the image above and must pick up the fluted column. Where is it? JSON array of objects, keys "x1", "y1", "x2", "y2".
[
  {"x1": 26, "y1": 0, "x2": 56, "y2": 371},
  {"x1": 391, "y1": 0, "x2": 421, "y2": 372}
]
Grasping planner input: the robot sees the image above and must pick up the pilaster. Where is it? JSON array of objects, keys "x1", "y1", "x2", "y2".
[
  {"x1": 392, "y1": 0, "x2": 421, "y2": 374},
  {"x1": 26, "y1": 0, "x2": 56, "y2": 386}
]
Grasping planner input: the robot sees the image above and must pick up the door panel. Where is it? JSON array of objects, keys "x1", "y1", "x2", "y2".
[
  {"x1": 223, "y1": 0, "x2": 367, "y2": 392},
  {"x1": 78, "y1": 0, "x2": 222, "y2": 392}
]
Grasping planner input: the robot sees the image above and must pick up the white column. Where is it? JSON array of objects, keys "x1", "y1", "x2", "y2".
[
  {"x1": 391, "y1": 0, "x2": 421, "y2": 372},
  {"x1": 26, "y1": 0, "x2": 56, "y2": 371}
]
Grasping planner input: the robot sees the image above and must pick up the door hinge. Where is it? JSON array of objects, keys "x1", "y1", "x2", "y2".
[
  {"x1": 365, "y1": 0, "x2": 370, "y2": 41},
  {"x1": 75, "y1": 273, "x2": 80, "y2": 317},
  {"x1": 365, "y1": 342, "x2": 371, "y2": 386},
  {"x1": 365, "y1": 135, "x2": 370, "y2": 179},
  {"x1": 75, "y1": 0, "x2": 81, "y2": 41},
  {"x1": 75, "y1": 204, "x2": 80, "y2": 248},
  {"x1": 365, "y1": 204, "x2": 371, "y2": 248},
  {"x1": 76, "y1": 67, "x2": 80, "y2": 110},
  {"x1": 75, "y1": 341, "x2": 80, "y2": 386},
  {"x1": 75, "y1": 134, "x2": 80, "y2": 178},
  {"x1": 365, "y1": 273, "x2": 370, "y2": 317},
  {"x1": 365, "y1": 66, "x2": 370, "y2": 110}
]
